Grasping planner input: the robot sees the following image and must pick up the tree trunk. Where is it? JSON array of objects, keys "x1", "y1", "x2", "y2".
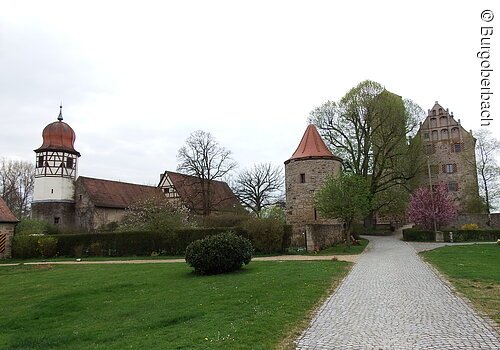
[{"x1": 363, "y1": 211, "x2": 377, "y2": 231}]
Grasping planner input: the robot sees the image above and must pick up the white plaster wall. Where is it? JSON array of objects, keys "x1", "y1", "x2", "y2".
[{"x1": 33, "y1": 177, "x2": 75, "y2": 201}]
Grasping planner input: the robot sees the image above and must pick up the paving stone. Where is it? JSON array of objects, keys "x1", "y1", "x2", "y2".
[{"x1": 295, "y1": 233, "x2": 500, "y2": 350}]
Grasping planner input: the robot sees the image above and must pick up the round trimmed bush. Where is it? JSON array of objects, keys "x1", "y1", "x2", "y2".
[{"x1": 185, "y1": 232, "x2": 253, "y2": 275}]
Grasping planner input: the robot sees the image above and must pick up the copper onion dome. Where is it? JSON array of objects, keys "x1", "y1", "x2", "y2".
[{"x1": 34, "y1": 106, "x2": 80, "y2": 156}]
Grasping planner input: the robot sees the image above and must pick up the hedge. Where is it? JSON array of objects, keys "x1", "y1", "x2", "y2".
[
  {"x1": 11, "y1": 223, "x2": 293, "y2": 259},
  {"x1": 402, "y1": 228, "x2": 500, "y2": 242},
  {"x1": 402, "y1": 228, "x2": 435, "y2": 242},
  {"x1": 444, "y1": 229, "x2": 500, "y2": 242}
]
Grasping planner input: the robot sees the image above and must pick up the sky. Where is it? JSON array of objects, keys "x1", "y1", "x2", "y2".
[{"x1": 1, "y1": 0, "x2": 498, "y2": 186}]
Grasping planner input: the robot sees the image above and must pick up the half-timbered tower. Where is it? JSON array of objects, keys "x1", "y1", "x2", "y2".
[{"x1": 32, "y1": 106, "x2": 81, "y2": 229}]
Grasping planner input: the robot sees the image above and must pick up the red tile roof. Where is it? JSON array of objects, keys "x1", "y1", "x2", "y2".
[
  {"x1": 0, "y1": 197, "x2": 18, "y2": 223},
  {"x1": 286, "y1": 124, "x2": 341, "y2": 163},
  {"x1": 162, "y1": 171, "x2": 240, "y2": 213},
  {"x1": 77, "y1": 177, "x2": 161, "y2": 209}
]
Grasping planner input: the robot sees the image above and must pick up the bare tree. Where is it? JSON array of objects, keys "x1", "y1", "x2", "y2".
[
  {"x1": 473, "y1": 130, "x2": 500, "y2": 220},
  {"x1": 177, "y1": 130, "x2": 237, "y2": 215},
  {"x1": 0, "y1": 158, "x2": 35, "y2": 218},
  {"x1": 233, "y1": 163, "x2": 284, "y2": 217}
]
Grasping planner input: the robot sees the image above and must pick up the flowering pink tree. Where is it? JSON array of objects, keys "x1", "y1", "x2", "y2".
[{"x1": 407, "y1": 183, "x2": 457, "y2": 230}]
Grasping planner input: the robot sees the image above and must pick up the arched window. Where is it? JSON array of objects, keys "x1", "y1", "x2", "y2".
[
  {"x1": 432, "y1": 130, "x2": 438, "y2": 140},
  {"x1": 430, "y1": 118, "x2": 437, "y2": 127},
  {"x1": 451, "y1": 127, "x2": 460, "y2": 139},
  {"x1": 440, "y1": 116, "x2": 448, "y2": 126},
  {"x1": 441, "y1": 129, "x2": 448, "y2": 139}
]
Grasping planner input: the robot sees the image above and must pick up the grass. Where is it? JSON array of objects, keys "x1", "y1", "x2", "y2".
[
  {"x1": 0, "y1": 255, "x2": 184, "y2": 264},
  {"x1": 311, "y1": 238, "x2": 369, "y2": 255},
  {"x1": 0, "y1": 260, "x2": 350, "y2": 349},
  {"x1": 421, "y1": 244, "x2": 500, "y2": 325}
]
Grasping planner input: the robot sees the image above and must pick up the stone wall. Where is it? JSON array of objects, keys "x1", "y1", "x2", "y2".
[
  {"x1": 305, "y1": 224, "x2": 343, "y2": 251},
  {"x1": 0, "y1": 223, "x2": 16, "y2": 258},
  {"x1": 31, "y1": 201, "x2": 76, "y2": 231},
  {"x1": 450, "y1": 213, "x2": 500, "y2": 228},
  {"x1": 285, "y1": 157, "x2": 342, "y2": 245}
]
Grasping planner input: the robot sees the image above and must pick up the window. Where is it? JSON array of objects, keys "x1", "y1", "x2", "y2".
[
  {"x1": 430, "y1": 118, "x2": 437, "y2": 127},
  {"x1": 429, "y1": 165, "x2": 439, "y2": 175},
  {"x1": 432, "y1": 130, "x2": 438, "y2": 140},
  {"x1": 54, "y1": 217, "x2": 60, "y2": 224},
  {"x1": 432, "y1": 110, "x2": 436, "y2": 116},
  {"x1": 423, "y1": 132, "x2": 429, "y2": 140},
  {"x1": 440, "y1": 129, "x2": 448, "y2": 139},
  {"x1": 79, "y1": 195, "x2": 83, "y2": 201},
  {"x1": 451, "y1": 127, "x2": 460, "y2": 139},
  {"x1": 66, "y1": 157, "x2": 73, "y2": 169},
  {"x1": 454, "y1": 143, "x2": 462, "y2": 152},
  {"x1": 425, "y1": 144, "x2": 434, "y2": 155},
  {"x1": 447, "y1": 181, "x2": 458, "y2": 192},
  {"x1": 314, "y1": 208, "x2": 317, "y2": 221},
  {"x1": 300, "y1": 173, "x2": 306, "y2": 183},
  {"x1": 37, "y1": 156, "x2": 44, "y2": 168},
  {"x1": 443, "y1": 164, "x2": 457, "y2": 173},
  {"x1": 51, "y1": 189, "x2": 54, "y2": 194},
  {"x1": 440, "y1": 116, "x2": 447, "y2": 126}
]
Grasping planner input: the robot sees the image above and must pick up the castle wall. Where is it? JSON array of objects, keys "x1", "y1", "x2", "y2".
[
  {"x1": 0, "y1": 223, "x2": 15, "y2": 258},
  {"x1": 31, "y1": 201, "x2": 75, "y2": 231},
  {"x1": 285, "y1": 158, "x2": 342, "y2": 246}
]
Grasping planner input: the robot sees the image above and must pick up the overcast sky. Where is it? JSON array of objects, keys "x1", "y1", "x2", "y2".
[{"x1": 1, "y1": 1, "x2": 498, "y2": 185}]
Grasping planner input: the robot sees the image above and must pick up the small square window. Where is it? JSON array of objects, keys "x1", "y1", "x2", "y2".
[
  {"x1": 423, "y1": 132, "x2": 429, "y2": 139},
  {"x1": 447, "y1": 182, "x2": 458, "y2": 192},
  {"x1": 454, "y1": 143, "x2": 462, "y2": 152},
  {"x1": 300, "y1": 173, "x2": 306, "y2": 183},
  {"x1": 54, "y1": 217, "x2": 60, "y2": 224}
]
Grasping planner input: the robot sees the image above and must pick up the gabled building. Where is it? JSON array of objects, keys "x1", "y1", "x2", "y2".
[
  {"x1": 415, "y1": 101, "x2": 480, "y2": 212},
  {"x1": 158, "y1": 171, "x2": 241, "y2": 215},
  {"x1": 0, "y1": 197, "x2": 18, "y2": 258},
  {"x1": 75, "y1": 177, "x2": 161, "y2": 231},
  {"x1": 31, "y1": 107, "x2": 241, "y2": 232}
]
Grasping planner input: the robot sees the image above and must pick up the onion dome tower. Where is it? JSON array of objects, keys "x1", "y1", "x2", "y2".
[
  {"x1": 284, "y1": 124, "x2": 342, "y2": 246},
  {"x1": 32, "y1": 106, "x2": 80, "y2": 228}
]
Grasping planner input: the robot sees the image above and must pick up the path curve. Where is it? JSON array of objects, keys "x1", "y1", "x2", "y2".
[{"x1": 296, "y1": 234, "x2": 500, "y2": 350}]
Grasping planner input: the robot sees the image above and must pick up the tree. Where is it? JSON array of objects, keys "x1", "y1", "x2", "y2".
[
  {"x1": 121, "y1": 192, "x2": 189, "y2": 232},
  {"x1": 407, "y1": 183, "x2": 457, "y2": 230},
  {"x1": 315, "y1": 173, "x2": 371, "y2": 244},
  {"x1": 309, "y1": 81, "x2": 425, "y2": 228},
  {"x1": 233, "y1": 163, "x2": 284, "y2": 217},
  {"x1": 0, "y1": 158, "x2": 35, "y2": 218},
  {"x1": 472, "y1": 130, "x2": 500, "y2": 218},
  {"x1": 177, "y1": 130, "x2": 238, "y2": 216}
]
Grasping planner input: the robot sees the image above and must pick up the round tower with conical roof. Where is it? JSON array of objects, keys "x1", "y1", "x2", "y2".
[
  {"x1": 284, "y1": 124, "x2": 342, "y2": 248},
  {"x1": 32, "y1": 106, "x2": 80, "y2": 228}
]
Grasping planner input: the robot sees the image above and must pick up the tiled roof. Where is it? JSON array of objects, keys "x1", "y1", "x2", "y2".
[
  {"x1": 0, "y1": 197, "x2": 18, "y2": 223},
  {"x1": 78, "y1": 177, "x2": 161, "y2": 209},
  {"x1": 287, "y1": 124, "x2": 340, "y2": 163},
  {"x1": 163, "y1": 171, "x2": 240, "y2": 213}
]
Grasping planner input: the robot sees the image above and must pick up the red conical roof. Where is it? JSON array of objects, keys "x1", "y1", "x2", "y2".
[
  {"x1": 34, "y1": 107, "x2": 80, "y2": 156},
  {"x1": 286, "y1": 124, "x2": 340, "y2": 163}
]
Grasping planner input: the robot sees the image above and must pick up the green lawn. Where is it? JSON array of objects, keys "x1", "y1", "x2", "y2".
[
  {"x1": 312, "y1": 238, "x2": 369, "y2": 255},
  {"x1": 421, "y1": 244, "x2": 500, "y2": 325},
  {"x1": 0, "y1": 260, "x2": 350, "y2": 349}
]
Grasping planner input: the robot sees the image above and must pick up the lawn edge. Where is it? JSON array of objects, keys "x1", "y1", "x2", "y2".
[
  {"x1": 419, "y1": 251, "x2": 500, "y2": 334},
  {"x1": 276, "y1": 261, "x2": 354, "y2": 350}
]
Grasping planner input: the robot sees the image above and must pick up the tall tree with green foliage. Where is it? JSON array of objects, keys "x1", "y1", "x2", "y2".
[
  {"x1": 309, "y1": 80, "x2": 424, "y2": 228},
  {"x1": 315, "y1": 173, "x2": 371, "y2": 244}
]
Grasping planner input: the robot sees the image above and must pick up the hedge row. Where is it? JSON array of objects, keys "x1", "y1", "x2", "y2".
[
  {"x1": 12, "y1": 224, "x2": 294, "y2": 259},
  {"x1": 402, "y1": 228, "x2": 500, "y2": 242}
]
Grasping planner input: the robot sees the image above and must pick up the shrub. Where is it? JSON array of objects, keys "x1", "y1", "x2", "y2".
[
  {"x1": 445, "y1": 229, "x2": 499, "y2": 242},
  {"x1": 240, "y1": 217, "x2": 284, "y2": 254},
  {"x1": 38, "y1": 236, "x2": 58, "y2": 258},
  {"x1": 195, "y1": 213, "x2": 250, "y2": 228},
  {"x1": 460, "y1": 223, "x2": 479, "y2": 230},
  {"x1": 185, "y1": 232, "x2": 253, "y2": 275},
  {"x1": 12, "y1": 235, "x2": 40, "y2": 258},
  {"x1": 402, "y1": 228, "x2": 435, "y2": 241}
]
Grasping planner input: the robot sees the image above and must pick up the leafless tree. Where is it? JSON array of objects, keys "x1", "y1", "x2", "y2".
[
  {"x1": 233, "y1": 163, "x2": 284, "y2": 217},
  {"x1": 0, "y1": 158, "x2": 35, "y2": 218},
  {"x1": 473, "y1": 130, "x2": 500, "y2": 220},
  {"x1": 177, "y1": 130, "x2": 237, "y2": 215}
]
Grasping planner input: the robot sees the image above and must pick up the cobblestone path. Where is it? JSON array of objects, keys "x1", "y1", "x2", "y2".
[{"x1": 296, "y1": 234, "x2": 500, "y2": 350}]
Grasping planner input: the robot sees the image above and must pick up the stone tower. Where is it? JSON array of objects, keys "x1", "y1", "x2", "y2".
[
  {"x1": 284, "y1": 124, "x2": 342, "y2": 247},
  {"x1": 31, "y1": 106, "x2": 80, "y2": 229}
]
